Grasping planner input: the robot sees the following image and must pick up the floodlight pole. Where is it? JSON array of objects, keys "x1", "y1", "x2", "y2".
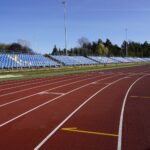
[
  {"x1": 125, "y1": 28, "x2": 128, "y2": 57},
  {"x1": 62, "y1": 0, "x2": 68, "y2": 55}
]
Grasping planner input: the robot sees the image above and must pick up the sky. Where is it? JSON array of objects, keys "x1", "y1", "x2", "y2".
[{"x1": 0, "y1": 0, "x2": 150, "y2": 54}]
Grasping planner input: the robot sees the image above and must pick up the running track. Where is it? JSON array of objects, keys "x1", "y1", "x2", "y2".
[{"x1": 0, "y1": 65, "x2": 150, "y2": 150}]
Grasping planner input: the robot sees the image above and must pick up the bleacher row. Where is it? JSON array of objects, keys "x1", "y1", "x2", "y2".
[
  {"x1": 0, "y1": 54, "x2": 150, "y2": 69},
  {"x1": 0, "y1": 54, "x2": 59, "y2": 69},
  {"x1": 52, "y1": 56, "x2": 150, "y2": 66},
  {"x1": 52, "y1": 56, "x2": 97, "y2": 66}
]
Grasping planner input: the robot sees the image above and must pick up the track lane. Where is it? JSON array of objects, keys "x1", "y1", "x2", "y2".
[
  {"x1": 0, "y1": 73, "x2": 111, "y2": 105},
  {"x1": 122, "y1": 75, "x2": 150, "y2": 150},
  {"x1": 0, "y1": 74, "x2": 87, "y2": 96},
  {"x1": 0, "y1": 76, "x2": 70, "y2": 92},
  {"x1": 1, "y1": 65, "x2": 146, "y2": 105},
  {"x1": 0, "y1": 64, "x2": 148, "y2": 87},
  {"x1": 0, "y1": 72, "x2": 98, "y2": 90},
  {"x1": 0, "y1": 74, "x2": 119, "y2": 125},
  {"x1": 0, "y1": 74, "x2": 126, "y2": 150},
  {"x1": 38, "y1": 74, "x2": 142, "y2": 150},
  {"x1": 0, "y1": 65, "x2": 149, "y2": 150},
  {"x1": 0, "y1": 76, "x2": 61, "y2": 88}
]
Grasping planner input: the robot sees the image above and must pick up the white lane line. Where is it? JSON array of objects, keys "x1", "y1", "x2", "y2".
[
  {"x1": 0, "y1": 77, "x2": 56, "y2": 87},
  {"x1": 120, "y1": 69, "x2": 150, "y2": 75},
  {"x1": 0, "y1": 76, "x2": 68, "y2": 92},
  {"x1": 0, "y1": 72, "x2": 104, "y2": 97},
  {"x1": 34, "y1": 75, "x2": 130, "y2": 150},
  {"x1": 0, "y1": 74, "x2": 112, "y2": 107},
  {"x1": 0, "y1": 74, "x2": 79, "y2": 87},
  {"x1": 117, "y1": 75, "x2": 148, "y2": 150},
  {"x1": 0, "y1": 77, "x2": 47, "y2": 88},
  {"x1": 0, "y1": 75, "x2": 85, "y2": 97},
  {"x1": 0, "y1": 74, "x2": 118, "y2": 127},
  {"x1": 0, "y1": 73, "x2": 84, "y2": 90}
]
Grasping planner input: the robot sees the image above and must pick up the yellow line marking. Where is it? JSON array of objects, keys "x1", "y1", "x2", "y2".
[
  {"x1": 61, "y1": 127, "x2": 118, "y2": 137},
  {"x1": 130, "y1": 96, "x2": 150, "y2": 99}
]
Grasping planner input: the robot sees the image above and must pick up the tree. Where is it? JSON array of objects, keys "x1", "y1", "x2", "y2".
[
  {"x1": 91, "y1": 42, "x2": 97, "y2": 55},
  {"x1": 96, "y1": 43, "x2": 109, "y2": 56},
  {"x1": 142, "y1": 41, "x2": 149, "y2": 57},
  {"x1": 121, "y1": 41, "x2": 128, "y2": 57},
  {"x1": 105, "y1": 39, "x2": 112, "y2": 47},
  {"x1": 0, "y1": 43, "x2": 10, "y2": 52},
  {"x1": 104, "y1": 39, "x2": 113, "y2": 56},
  {"x1": 51, "y1": 45, "x2": 58, "y2": 55},
  {"x1": 8, "y1": 43, "x2": 33, "y2": 54},
  {"x1": 8, "y1": 43, "x2": 22, "y2": 52},
  {"x1": 17, "y1": 39, "x2": 31, "y2": 48},
  {"x1": 78, "y1": 37, "x2": 90, "y2": 47}
]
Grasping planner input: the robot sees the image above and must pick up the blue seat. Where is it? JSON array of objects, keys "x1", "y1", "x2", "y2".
[
  {"x1": 51, "y1": 55, "x2": 98, "y2": 66},
  {"x1": 88, "y1": 56, "x2": 119, "y2": 64},
  {"x1": 0, "y1": 53, "x2": 60, "y2": 69}
]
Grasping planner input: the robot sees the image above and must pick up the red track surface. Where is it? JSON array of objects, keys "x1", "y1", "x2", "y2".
[{"x1": 0, "y1": 65, "x2": 150, "y2": 150}]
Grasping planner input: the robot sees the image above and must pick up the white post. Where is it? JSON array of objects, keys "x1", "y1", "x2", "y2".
[{"x1": 62, "y1": 0, "x2": 68, "y2": 55}]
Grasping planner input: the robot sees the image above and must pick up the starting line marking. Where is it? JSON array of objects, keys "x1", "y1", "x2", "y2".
[
  {"x1": 49, "y1": 92, "x2": 65, "y2": 95},
  {"x1": 37, "y1": 91, "x2": 49, "y2": 95},
  {"x1": 61, "y1": 127, "x2": 118, "y2": 137},
  {"x1": 91, "y1": 82, "x2": 99, "y2": 84},
  {"x1": 124, "y1": 77, "x2": 131, "y2": 79},
  {"x1": 91, "y1": 82, "x2": 110, "y2": 85},
  {"x1": 130, "y1": 96, "x2": 150, "y2": 99},
  {"x1": 38, "y1": 91, "x2": 65, "y2": 95}
]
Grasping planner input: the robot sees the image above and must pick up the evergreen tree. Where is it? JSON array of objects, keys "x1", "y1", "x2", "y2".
[{"x1": 51, "y1": 45, "x2": 58, "y2": 55}]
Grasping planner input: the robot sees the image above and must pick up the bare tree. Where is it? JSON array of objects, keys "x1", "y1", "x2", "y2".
[
  {"x1": 17, "y1": 39, "x2": 31, "y2": 48},
  {"x1": 78, "y1": 37, "x2": 90, "y2": 47}
]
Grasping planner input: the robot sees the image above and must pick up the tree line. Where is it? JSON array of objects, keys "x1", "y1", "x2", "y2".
[
  {"x1": 51, "y1": 38, "x2": 150, "y2": 57},
  {"x1": 0, "y1": 43, "x2": 34, "y2": 54},
  {"x1": 0, "y1": 38, "x2": 150, "y2": 57}
]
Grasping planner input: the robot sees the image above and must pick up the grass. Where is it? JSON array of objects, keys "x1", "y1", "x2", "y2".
[{"x1": 0, "y1": 62, "x2": 149, "y2": 81}]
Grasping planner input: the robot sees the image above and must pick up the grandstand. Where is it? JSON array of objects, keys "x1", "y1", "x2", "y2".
[
  {"x1": 125, "y1": 57, "x2": 146, "y2": 63},
  {"x1": 143, "y1": 57, "x2": 150, "y2": 61},
  {"x1": 0, "y1": 54, "x2": 60, "y2": 69},
  {"x1": 50, "y1": 55, "x2": 150, "y2": 66},
  {"x1": 110, "y1": 57, "x2": 131, "y2": 63},
  {"x1": 0, "y1": 53, "x2": 150, "y2": 69},
  {"x1": 88, "y1": 56, "x2": 119, "y2": 64},
  {"x1": 89, "y1": 56, "x2": 150, "y2": 64},
  {"x1": 51, "y1": 56, "x2": 98, "y2": 66}
]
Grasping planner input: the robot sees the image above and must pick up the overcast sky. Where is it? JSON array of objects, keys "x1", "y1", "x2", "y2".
[{"x1": 0, "y1": 0, "x2": 150, "y2": 54}]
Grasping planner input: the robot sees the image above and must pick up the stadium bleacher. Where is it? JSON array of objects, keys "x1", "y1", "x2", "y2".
[
  {"x1": 143, "y1": 58, "x2": 150, "y2": 61},
  {"x1": 88, "y1": 56, "x2": 119, "y2": 64},
  {"x1": 125, "y1": 57, "x2": 145, "y2": 63},
  {"x1": 0, "y1": 53, "x2": 150, "y2": 69},
  {"x1": 110, "y1": 57, "x2": 131, "y2": 63},
  {"x1": 51, "y1": 56, "x2": 98, "y2": 66},
  {"x1": 0, "y1": 54, "x2": 60, "y2": 69},
  {"x1": 89, "y1": 56, "x2": 150, "y2": 64}
]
